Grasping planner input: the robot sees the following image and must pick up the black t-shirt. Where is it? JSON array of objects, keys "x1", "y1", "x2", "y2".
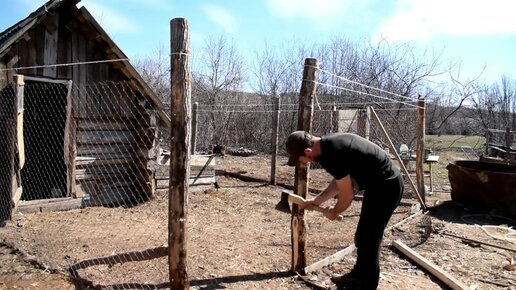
[{"x1": 317, "y1": 133, "x2": 400, "y2": 190}]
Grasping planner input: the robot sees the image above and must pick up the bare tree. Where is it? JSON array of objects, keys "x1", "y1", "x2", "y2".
[
  {"x1": 133, "y1": 45, "x2": 171, "y2": 109},
  {"x1": 192, "y1": 35, "x2": 246, "y2": 149}
]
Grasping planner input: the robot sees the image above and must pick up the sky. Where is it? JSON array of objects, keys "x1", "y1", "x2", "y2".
[{"x1": 1, "y1": 0, "x2": 515, "y2": 85}]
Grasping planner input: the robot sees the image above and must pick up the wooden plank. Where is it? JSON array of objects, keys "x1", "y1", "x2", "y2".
[
  {"x1": 75, "y1": 164, "x2": 134, "y2": 178},
  {"x1": 17, "y1": 198, "x2": 83, "y2": 213},
  {"x1": 155, "y1": 164, "x2": 214, "y2": 177},
  {"x1": 76, "y1": 156, "x2": 134, "y2": 167},
  {"x1": 392, "y1": 240, "x2": 469, "y2": 290},
  {"x1": 304, "y1": 245, "x2": 356, "y2": 274},
  {"x1": 77, "y1": 144, "x2": 134, "y2": 155},
  {"x1": 370, "y1": 107, "x2": 426, "y2": 211},
  {"x1": 156, "y1": 177, "x2": 215, "y2": 188},
  {"x1": 43, "y1": 13, "x2": 59, "y2": 78},
  {"x1": 76, "y1": 130, "x2": 135, "y2": 144},
  {"x1": 78, "y1": 119, "x2": 134, "y2": 131}
]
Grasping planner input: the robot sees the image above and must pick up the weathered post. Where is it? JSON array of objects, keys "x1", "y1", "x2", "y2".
[
  {"x1": 415, "y1": 96, "x2": 426, "y2": 205},
  {"x1": 357, "y1": 107, "x2": 371, "y2": 138},
  {"x1": 169, "y1": 18, "x2": 191, "y2": 290},
  {"x1": 270, "y1": 95, "x2": 280, "y2": 185},
  {"x1": 191, "y1": 101, "x2": 198, "y2": 154},
  {"x1": 292, "y1": 58, "x2": 318, "y2": 274},
  {"x1": 505, "y1": 127, "x2": 513, "y2": 163},
  {"x1": 330, "y1": 105, "x2": 337, "y2": 132}
]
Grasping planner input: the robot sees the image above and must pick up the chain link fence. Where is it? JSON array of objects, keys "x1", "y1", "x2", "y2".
[{"x1": 0, "y1": 79, "x2": 169, "y2": 288}]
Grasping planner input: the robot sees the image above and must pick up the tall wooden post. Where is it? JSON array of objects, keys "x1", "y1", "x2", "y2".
[
  {"x1": 370, "y1": 107, "x2": 426, "y2": 211},
  {"x1": 270, "y1": 95, "x2": 280, "y2": 185},
  {"x1": 169, "y1": 18, "x2": 191, "y2": 290},
  {"x1": 191, "y1": 102, "x2": 198, "y2": 154},
  {"x1": 330, "y1": 105, "x2": 337, "y2": 132},
  {"x1": 415, "y1": 96, "x2": 426, "y2": 205},
  {"x1": 505, "y1": 127, "x2": 513, "y2": 163},
  {"x1": 292, "y1": 58, "x2": 318, "y2": 274},
  {"x1": 357, "y1": 107, "x2": 370, "y2": 139}
]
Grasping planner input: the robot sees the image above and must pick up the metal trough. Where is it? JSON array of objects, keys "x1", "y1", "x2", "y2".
[{"x1": 447, "y1": 160, "x2": 516, "y2": 219}]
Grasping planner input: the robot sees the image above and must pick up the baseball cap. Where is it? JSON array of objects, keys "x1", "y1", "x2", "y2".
[{"x1": 286, "y1": 131, "x2": 311, "y2": 166}]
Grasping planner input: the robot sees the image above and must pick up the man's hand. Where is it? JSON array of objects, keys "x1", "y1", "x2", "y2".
[
  {"x1": 301, "y1": 199, "x2": 320, "y2": 211},
  {"x1": 323, "y1": 208, "x2": 342, "y2": 221},
  {"x1": 302, "y1": 199, "x2": 338, "y2": 221}
]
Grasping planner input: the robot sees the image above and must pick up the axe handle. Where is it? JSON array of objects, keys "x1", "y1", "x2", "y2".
[
  {"x1": 310, "y1": 206, "x2": 344, "y2": 221},
  {"x1": 287, "y1": 192, "x2": 343, "y2": 221}
]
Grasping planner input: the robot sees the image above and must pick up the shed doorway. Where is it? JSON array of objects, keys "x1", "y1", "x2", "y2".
[{"x1": 20, "y1": 77, "x2": 71, "y2": 201}]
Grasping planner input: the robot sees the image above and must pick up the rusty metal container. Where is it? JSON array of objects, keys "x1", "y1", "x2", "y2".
[{"x1": 447, "y1": 160, "x2": 516, "y2": 219}]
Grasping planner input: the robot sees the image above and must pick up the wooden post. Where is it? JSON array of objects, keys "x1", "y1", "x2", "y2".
[
  {"x1": 270, "y1": 95, "x2": 280, "y2": 185},
  {"x1": 169, "y1": 18, "x2": 191, "y2": 290},
  {"x1": 505, "y1": 127, "x2": 512, "y2": 163},
  {"x1": 292, "y1": 58, "x2": 318, "y2": 274},
  {"x1": 191, "y1": 102, "x2": 198, "y2": 154},
  {"x1": 330, "y1": 105, "x2": 337, "y2": 132},
  {"x1": 415, "y1": 96, "x2": 426, "y2": 205},
  {"x1": 364, "y1": 107, "x2": 371, "y2": 140},
  {"x1": 357, "y1": 108, "x2": 368, "y2": 138},
  {"x1": 370, "y1": 107, "x2": 426, "y2": 211}
]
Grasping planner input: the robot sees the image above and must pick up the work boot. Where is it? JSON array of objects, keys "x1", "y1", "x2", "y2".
[{"x1": 331, "y1": 270, "x2": 362, "y2": 288}]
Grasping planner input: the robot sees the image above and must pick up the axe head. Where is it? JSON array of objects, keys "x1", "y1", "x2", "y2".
[{"x1": 275, "y1": 190, "x2": 291, "y2": 213}]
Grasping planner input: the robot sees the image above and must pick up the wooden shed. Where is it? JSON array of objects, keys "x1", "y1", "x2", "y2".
[{"x1": 0, "y1": 0, "x2": 171, "y2": 221}]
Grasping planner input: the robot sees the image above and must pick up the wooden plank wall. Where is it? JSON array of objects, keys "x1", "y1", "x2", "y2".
[{"x1": 0, "y1": 4, "x2": 157, "y2": 206}]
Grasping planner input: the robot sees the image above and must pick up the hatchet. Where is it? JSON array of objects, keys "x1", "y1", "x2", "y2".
[{"x1": 275, "y1": 190, "x2": 344, "y2": 221}]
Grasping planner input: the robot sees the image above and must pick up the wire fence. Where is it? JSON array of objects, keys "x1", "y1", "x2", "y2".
[
  {"x1": 0, "y1": 69, "x2": 422, "y2": 288},
  {"x1": 0, "y1": 79, "x2": 168, "y2": 288}
]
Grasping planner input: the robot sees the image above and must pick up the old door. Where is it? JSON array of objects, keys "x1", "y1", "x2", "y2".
[
  {"x1": 19, "y1": 76, "x2": 71, "y2": 200},
  {"x1": 0, "y1": 80, "x2": 17, "y2": 224}
]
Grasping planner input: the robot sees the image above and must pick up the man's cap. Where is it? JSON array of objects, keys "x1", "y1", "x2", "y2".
[{"x1": 286, "y1": 131, "x2": 310, "y2": 166}]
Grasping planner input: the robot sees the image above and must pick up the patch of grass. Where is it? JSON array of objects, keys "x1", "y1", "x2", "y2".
[{"x1": 426, "y1": 135, "x2": 485, "y2": 151}]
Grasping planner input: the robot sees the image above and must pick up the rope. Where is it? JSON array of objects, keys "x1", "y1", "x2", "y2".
[
  {"x1": 310, "y1": 80, "x2": 423, "y2": 109},
  {"x1": 317, "y1": 68, "x2": 418, "y2": 101},
  {"x1": 461, "y1": 214, "x2": 516, "y2": 244},
  {"x1": 0, "y1": 59, "x2": 129, "y2": 72}
]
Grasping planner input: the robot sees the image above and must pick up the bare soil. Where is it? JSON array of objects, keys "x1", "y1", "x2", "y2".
[{"x1": 1, "y1": 154, "x2": 515, "y2": 289}]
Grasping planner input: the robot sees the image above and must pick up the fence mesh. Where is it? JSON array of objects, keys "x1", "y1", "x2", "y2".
[
  {"x1": 0, "y1": 68, "x2": 422, "y2": 288},
  {"x1": 0, "y1": 79, "x2": 168, "y2": 288}
]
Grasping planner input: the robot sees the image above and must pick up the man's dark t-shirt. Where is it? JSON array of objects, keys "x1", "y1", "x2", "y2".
[{"x1": 317, "y1": 133, "x2": 400, "y2": 190}]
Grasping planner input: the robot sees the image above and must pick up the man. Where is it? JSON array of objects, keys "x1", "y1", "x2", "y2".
[{"x1": 286, "y1": 131, "x2": 403, "y2": 289}]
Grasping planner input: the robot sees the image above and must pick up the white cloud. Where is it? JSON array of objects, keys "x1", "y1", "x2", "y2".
[
  {"x1": 201, "y1": 4, "x2": 237, "y2": 33},
  {"x1": 266, "y1": 0, "x2": 348, "y2": 21},
  {"x1": 79, "y1": 0, "x2": 142, "y2": 35},
  {"x1": 373, "y1": 0, "x2": 516, "y2": 43}
]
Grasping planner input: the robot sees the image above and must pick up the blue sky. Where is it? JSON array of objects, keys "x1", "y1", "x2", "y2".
[{"x1": 1, "y1": 0, "x2": 515, "y2": 84}]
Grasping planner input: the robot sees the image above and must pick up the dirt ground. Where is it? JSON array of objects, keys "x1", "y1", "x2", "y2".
[{"x1": 1, "y1": 154, "x2": 515, "y2": 289}]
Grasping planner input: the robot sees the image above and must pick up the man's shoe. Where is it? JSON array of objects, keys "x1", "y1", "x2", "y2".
[{"x1": 330, "y1": 271, "x2": 362, "y2": 287}]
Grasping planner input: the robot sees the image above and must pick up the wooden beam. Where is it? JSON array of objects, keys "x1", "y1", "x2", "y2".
[
  {"x1": 392, "y1": 240, "x2": 469, "y2": 290},
  {"x1": 304, "y1": 244, "x2": 356, "y2": 274},
  {"x1": 291, "y1": 58, "x2": 318, "y2": 274},
  {"x1": 370, "y1": 107, "x2": 427, "y2": 211},
  {"x1": 17, "y1": 197, "x2": 83, "y2": 213},
  {"x1": 169, "y1": 18, "x2": 191, "y2": 290},
  {"x1": 415, "y1": 96, "x2": 426, "y2": 204}
]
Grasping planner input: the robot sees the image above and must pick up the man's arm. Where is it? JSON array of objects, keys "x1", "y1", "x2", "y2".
[
  {"x1": 324, "y1": 175, "x2": 354, "y2": 220},
  {"x1": 309, "y1": 179, "x2": 339, "y2": 206}
]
